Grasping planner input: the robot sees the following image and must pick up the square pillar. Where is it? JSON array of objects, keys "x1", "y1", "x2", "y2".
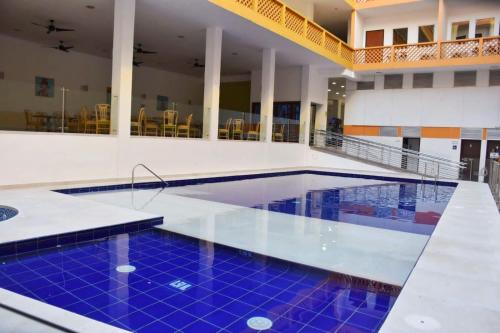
[
  {"x1": 300, "y1": 65, "x2": 312, "y2": 145},
  {"x1": 260, "y1": 48, "x2": 276, "y2": 142},
  {"x1": 203, "y1": 27, "x2": 223, "y2": 140},
  {"x1": 110, "y1": 0, "x2": 135, "y2": 137}
]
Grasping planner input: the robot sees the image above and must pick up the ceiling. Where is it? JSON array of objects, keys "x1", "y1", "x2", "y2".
[
  {"x1": 0, "y1": 0, "x2": 344, "y2": 78},
  {"x1": 311, "y1": 0, "x2": 352, "y2": 42}
]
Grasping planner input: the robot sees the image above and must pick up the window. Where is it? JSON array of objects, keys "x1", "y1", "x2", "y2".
[
  {"x1": 418, "y1": 25, "x2": 434, "y2": 43},
  {"x1": 413, "y1": 73, "x2": 433, "y2": 88},
  {"x1": 357, "y1": 81, "x2": 375, "y2": 90},
  {"x1": 475, "y1": 18, "x2": 494, "y2": 38},
  {"x1": 393, "y1": 28, "x2": 408, "y2": 45},
  {"x1": 490, "y1": 69, "x2": 500, "y2": 86},
  {"x1": 384, "y1": 74, "x2": 403, "y2": 89},
  {"x1": 454, "y1": 71, "x2": 477, "y2": 87},
  {"x1": 451, "y1": 21, "x2": 469, "y2": 40}
]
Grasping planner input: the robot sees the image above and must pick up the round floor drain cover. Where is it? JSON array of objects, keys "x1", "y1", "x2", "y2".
[
  {"x1": 404, "y1": 314, "x2": 441, "y2": 331},
  {"x1": 247, "y1": 317, "x2": 273, "y2": 330},
  {"x1": 116, "y1": 265, "x2": 136, "y2": 273}
]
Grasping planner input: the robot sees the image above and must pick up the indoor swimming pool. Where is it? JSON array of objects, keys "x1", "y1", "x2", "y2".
[{"x1": 76, "y1": 172, "x2": 456, "y2": 286}]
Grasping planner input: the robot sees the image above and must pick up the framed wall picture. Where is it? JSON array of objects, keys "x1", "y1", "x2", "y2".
[
  {"x1": 35, "y1": 76, "x2": 55, "y2": 97},
  {"x1": 157, "y1": 95, "x2": 169, "y2": 111}
]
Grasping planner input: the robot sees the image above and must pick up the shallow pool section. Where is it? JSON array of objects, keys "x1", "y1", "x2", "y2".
[{"x1": 0, "y1": 230, "x2": 398, "y2": 333}]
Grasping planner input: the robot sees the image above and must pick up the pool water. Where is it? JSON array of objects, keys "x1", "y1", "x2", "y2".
[
  {"x1": 76, "y1": 173, "x2": 456, "y2": 286},
  {"x1": 171, "y1": 174, "x2": 455, "y2": 236},
  {"x1": 0, "y1": 230, "x2": 398, "y2": 333}
]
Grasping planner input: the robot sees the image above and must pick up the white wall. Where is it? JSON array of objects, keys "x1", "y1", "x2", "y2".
[
  {"x1": 282, "y1": 0, "x2": 314, "y2": 20},
  {"x1": 251, "y1": 66, "x2": 302, "y2": 103},
  {"x1": 360, "y1": 8, "x2": 438, "y2": 46},
  {"x1": 345, "y1": 70, "x2": 500, "y2": 128}
]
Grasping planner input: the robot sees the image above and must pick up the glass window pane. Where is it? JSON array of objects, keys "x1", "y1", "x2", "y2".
[
  {"x1": 451, "y1": 21, "x2": 469, "y2": 40},
  {"x1": 475, "y1": 18, "x2": 494, "y2": 38},
  {"x1": 418, "y1": 25, "x2": 434, "y2": 43},
  {"x1": 393, "y1": 28, "x2": 408, "y2": 45}
]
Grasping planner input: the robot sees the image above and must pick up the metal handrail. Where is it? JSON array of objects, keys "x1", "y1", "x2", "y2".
[
  {"x1": 312, "y1": 130, "x2": 466, "y2": 180},
  {"x1": 488, "y1": 160, "x2": 500, "y2": 207},
  {"x1": 131, "y1": 164, "x2": 168, "y2": 191}
]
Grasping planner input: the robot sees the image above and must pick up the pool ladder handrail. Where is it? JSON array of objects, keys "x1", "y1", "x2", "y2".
[{"x1": 131, "y1": 163, "x2": 168, "y2": 190}]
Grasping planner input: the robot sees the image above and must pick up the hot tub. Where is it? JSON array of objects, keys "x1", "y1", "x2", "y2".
[{"x1": 0, "y1": 206, "x2": 18, "y2": 221}]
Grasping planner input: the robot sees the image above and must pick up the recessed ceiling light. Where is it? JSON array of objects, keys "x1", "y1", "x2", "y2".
[
  {"x1": 328, "y1": 89, "x2": 332, "y2": 92},
  {"x1": 341, "y1": 85, "x2": 345, "y2": 88},
  {"x1": 332, "y1": 82, "x2": 337, "y2": 85},
  {"x1": 335, "y1": 92, "x2": 339, "y2": 95},
  {"x1": 342, "y1": 94, "x2": 346, "y2": 97},
  {"x1": 86, "y1": 5, "x2": 95, "y2": 9}
]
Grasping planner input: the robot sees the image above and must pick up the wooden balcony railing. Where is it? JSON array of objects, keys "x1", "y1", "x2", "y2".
[
  {"x1": 228, "y1": 0, "x2": 354, "y2": 67},
  {"x1": 354, "y1": 36, "x2": 500, "y2": 68},
  {"x1": 219, "y1": 0, "x2": 499, "y2": 70}
]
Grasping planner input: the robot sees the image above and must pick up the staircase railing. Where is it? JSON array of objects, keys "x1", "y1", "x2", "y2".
[
  {"x1": 312, "y1": 129, "x2": 466, "y2": 180},
  {"x1": 488, "y1": 160, "x2": 500, "y2": 207}
]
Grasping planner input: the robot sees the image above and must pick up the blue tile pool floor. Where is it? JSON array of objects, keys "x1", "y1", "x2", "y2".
[{"x1": 0, "y1": 230, "x2": 398, "y2": 332}]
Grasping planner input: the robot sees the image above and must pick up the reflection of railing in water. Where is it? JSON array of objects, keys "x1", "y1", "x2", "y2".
[
  {"x1": 488, "y1": 160, "x2": 500, "y2": 207},
  {"x1": 312, "y1": 129, "x2": 466, "y2": 180}
]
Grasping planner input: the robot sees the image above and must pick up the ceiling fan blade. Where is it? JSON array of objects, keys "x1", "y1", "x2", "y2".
[
  {"x1": 55, "y1": 28, "x2": 75, "y2": 32},
  {"x1": 141, "y1": 50, "x2": 157, "y2": 55},
  {"x1": 65, "y1": 46, "x2": 74, "y2": 50},
  {"x1": 32, "y1": 22, "x2": 47, "y2": 28}
]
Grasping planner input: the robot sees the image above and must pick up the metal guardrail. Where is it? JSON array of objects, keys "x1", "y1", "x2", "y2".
[
  {"x1": 312, "y1": 130, "x2": 466, "y2": 180},
  {"x1": 488, "y1": 160, "x2": 500, "y2": 207}
]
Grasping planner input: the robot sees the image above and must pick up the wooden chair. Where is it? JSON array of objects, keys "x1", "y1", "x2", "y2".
[
  {"x1": 247, "y1": 123, "x2": 260, "y2": 141},
  {"x1": 273, "y1": 124, "x2": 285, "y2": 142},
  {"x1": 95, "y1": 104, "x2": 110, "y2": 134},
  {"x1": 24, "y1": 110, "x2": 45, "y2": 131},
  {"x1": 160, "y1": 110, "x2": 178, "y2": 137},
  {"x1": 218, "y1": 118, "x2": 232, "y2": 139},
  {"x1": 177, "y1": 114, "x2": 193, "y2": 138},
  {"x1": 131, "y1": 107, "x2": 145, "y2": 135},
  {"x1": 143, "y1": 110, "x2": 159, "y2": 136},
  {"x1": 231, "y1": 119, "x2": 244, "y2": 140}
]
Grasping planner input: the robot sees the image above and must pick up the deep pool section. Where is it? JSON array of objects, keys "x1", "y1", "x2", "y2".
[
  {"x1": 172, "y1": 174, "x2": 455, "y2": 235},
  {"x1": 0, "y1": 230, "x2": 398, "y2": 333},
  {"x1": 0, "y1": 206, "x2": 18, "y2": 222}
]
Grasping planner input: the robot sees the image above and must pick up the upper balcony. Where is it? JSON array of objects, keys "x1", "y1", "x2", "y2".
[
  {"x1": 212, "y1": 0, "x2": 500, "y2": 72},
  {"x1": 349, "y1": 0, "x2": 424, "y2": 10}
]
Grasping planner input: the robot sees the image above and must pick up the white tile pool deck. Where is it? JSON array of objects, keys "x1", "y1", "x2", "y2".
[{"x1": 0, "y1": 168, "x2": 499, "y2": 332}]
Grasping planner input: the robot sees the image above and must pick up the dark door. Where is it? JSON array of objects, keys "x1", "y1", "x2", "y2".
[
  {"x1": 402, "y1": 138, "x2": 420, "y2": 172},
  {"x1": 365, "y1": 30, "x2": 385, "y2": 63},
  {"x1": 309, "y1": 104, "x2": 317, "y2": 146},
  {"x1": 460, "y1": 140, "x2": 481, "y2": 181},
  {"x1": 485, "y1": 140, "x2": 500, "y2": 182}
]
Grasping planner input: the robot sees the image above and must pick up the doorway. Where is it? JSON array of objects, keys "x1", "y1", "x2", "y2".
[
  {"x1": 460, "y1": 140, "x2": 481, "y2": 181},
  {"x1": 309, "y1": 103, "x2": 317, "y2": 146},
  {"x1": 365, "y1": 30, "x2": 385, "y2": 63},
  {"x1": 402, "y1": 138, "x2": 420, "y2": 172},
  {"x1": 485, "y1": 140, "x2": 500, "y2": 182}
]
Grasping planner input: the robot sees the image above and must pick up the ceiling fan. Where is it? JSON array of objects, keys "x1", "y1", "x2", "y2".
[
  {"x1": 134, "y1": 43, "x2": 157, "y2": 55},
  {"x1": 50, "y1": 41, "x2": 74, "y2": 53},
  {"x1": 192, "y1": 58, "x2": 205, "y2": 68},
  {"x1": 133, "y1": 58, "x2": 144, "y2": 67},
  {"x1": 32, "y1": 19, "x2": 75, "y2": 34}
]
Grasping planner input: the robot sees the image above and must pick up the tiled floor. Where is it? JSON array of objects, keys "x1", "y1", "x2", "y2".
[{"x1": 0, "y1": 230, "x2": 398, "y2": 333}]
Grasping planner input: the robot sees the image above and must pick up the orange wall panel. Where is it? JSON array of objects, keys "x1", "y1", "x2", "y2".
[
  {"x1": 344, "y1": 126, "x2": 380, "y2": 136},
  {"x1": 421, "y1": 127, "x2": 461, "y2": 139}
]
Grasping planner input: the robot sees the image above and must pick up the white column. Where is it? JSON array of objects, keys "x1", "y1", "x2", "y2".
[
  {"x1": 203, "y1": 27, "x2": 223, "y2": 140},
  {"x1": 437, "y1": 0, "x2": 447, "y2": 41},
  {"x1": 260, "y1": 48, "x2": 276, "y2": 142},
  {"x1": 300, "y1": 65, "x2": 312, "y2": 145},
  {"x1": 479, "y1": 139, "x2": 487, "y2": 183},
  {"x1": 110, "y1": 0, "x2": 135, "y2": 136}
]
